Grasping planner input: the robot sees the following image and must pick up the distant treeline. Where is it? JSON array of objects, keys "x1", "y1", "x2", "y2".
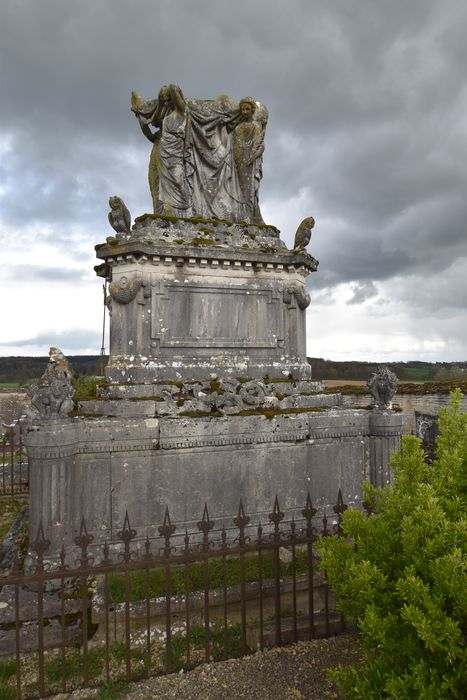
[
  {"x1": 0, "y1": 356, "x2": 466, "y2": 384},
  {"x1": 0, "y1": 356, "x2": 108, "y2": 383},
  {"x1": 310, "y1": 358, "x2": 467, "y2": 382}
]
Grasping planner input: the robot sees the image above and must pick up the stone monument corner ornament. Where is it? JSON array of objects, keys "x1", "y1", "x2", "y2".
[
  {"x1": 26, "y1": 347, "x2": 75, "y2": 420},
  {"x1": 367, "y1": 366, "x2": 400, "y2": 408}
]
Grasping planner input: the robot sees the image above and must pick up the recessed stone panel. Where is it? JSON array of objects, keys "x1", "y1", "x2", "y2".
[{"x1": 152, "y1": 281, "x2": 283, "y2": 349}]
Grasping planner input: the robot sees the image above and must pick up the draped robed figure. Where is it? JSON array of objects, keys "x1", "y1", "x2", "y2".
[{"x1": 131, "y1": 85, "x2": 267, "y2": 224}]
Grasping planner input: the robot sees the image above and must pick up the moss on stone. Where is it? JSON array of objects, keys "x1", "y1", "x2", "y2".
[
  {"x1": 209, "y1": 378, "x2": 225, "y2": 394},
  {"x1": 235, "y1": 406, "x2": 326, "y2": 419},
  {"x1": 154, "y1": 380, "x2": 184, "y2": 388},
  {"x1": 178, "y1": 410, "x2": 222, "y2": 417},
  {"x1": 192, "y1": 236, "x2": 215, "y2": 247}
]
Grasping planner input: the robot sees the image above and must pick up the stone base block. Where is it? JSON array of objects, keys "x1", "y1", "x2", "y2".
[{"x1": 24, "y1": 405, "x2": 403, "y2": 557}]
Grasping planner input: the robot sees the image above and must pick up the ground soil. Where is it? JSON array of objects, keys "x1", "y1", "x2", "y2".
[{"x1": 62, "y1": 634, "x2": 361, "y2": 700}]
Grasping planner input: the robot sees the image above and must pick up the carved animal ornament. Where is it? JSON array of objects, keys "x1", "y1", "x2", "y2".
[
  {"x1": 109, "y1": 275, "x2": 141, "y2": 304},
  {"x1": 108, "y1": 196, "x2": 131, "y2": 236},
  {"x1": 293, "y1": 216, "x2": 315, "y2": 251}
]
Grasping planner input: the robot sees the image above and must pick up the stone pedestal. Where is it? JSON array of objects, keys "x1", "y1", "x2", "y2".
[
  {"x1": 96, "y1": 216, "x2": 315, "y2": 383},
  {"x1": 25, "y1": 215, "x2": 404, "y2": 556}
]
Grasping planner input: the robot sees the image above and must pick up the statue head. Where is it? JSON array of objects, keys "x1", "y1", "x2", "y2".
[
  {"x1": 158, "y1": 85, "x2": 170, "y2": 103},
  {"x1": 239, "y1": 97, "x2": 256, "y2": 120}
]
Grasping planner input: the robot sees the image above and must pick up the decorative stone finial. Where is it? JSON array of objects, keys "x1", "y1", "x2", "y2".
[
  {"x1": 26, "y1": 347, "x2": 75, "y2": 419},
  {"x1": 367, "y1": 366, "x2": 399, "y2": 408},
  {"x1": 293, "y1": 217, "x2": 315, "y2": 252},
  {"x1": 108, "y1": 196, "x2": 131, "y2": 236}
]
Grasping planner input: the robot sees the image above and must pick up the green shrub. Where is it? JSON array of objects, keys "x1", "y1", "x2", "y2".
[
  {"x1": 73, "y1": 375, "x2": 107, "y2": 401},
  {"x1": 317, "y1": 390, "x2": 466, "y2": 698}
]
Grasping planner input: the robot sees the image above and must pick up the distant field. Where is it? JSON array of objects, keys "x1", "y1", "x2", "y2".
[{"x1": 0, "y1": 382, "x2": 21, "y2": 390}]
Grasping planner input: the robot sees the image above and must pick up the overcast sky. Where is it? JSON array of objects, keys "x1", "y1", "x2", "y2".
[{"x1": 1, "y1": 0, "x2": 466, "y2": 362}]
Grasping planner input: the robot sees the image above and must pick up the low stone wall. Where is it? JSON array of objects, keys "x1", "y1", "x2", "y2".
[
  {"x1": 0, "y1": 391, "x2": 29, "y2": 426},
  {"x1": 339, "y1": 391, "x2": 467, "y2": 434}
]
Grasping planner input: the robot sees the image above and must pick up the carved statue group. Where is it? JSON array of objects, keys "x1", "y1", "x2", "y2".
[{"x1": 131, "y1": 85, "x2": 268, "y2": 224}]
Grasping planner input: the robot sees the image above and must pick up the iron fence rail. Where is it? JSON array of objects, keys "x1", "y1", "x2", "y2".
[
  {"x1": 0, "y1": 491, "x2": 348, "y2": 699},
  {"x1": 0, "y1": 422, "x2": 28, "y2": 496}
]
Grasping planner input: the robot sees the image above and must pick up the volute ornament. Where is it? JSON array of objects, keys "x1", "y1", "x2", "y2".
[
  {"x1": 283, "y1": 282, "x2": 311, "y2": 310},
  {"x1": 109, "y1": 275, "x2": 141, "y2": 304},
  {"x1": 238, "y1": 380, "x2": 266, "y2": 406}
]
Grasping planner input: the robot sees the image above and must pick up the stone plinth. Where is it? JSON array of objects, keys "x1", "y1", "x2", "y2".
[
  {"x1": 25, "y1": 402, "x2": 403, "y2": 555},
  {"x1": 95, "y1": 216, "x2": 317, "y2": 383}
]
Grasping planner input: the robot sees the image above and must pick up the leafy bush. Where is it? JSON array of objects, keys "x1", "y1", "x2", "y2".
[{"x1": 317, "y1": 390, "x2": 466, "y2": 698}]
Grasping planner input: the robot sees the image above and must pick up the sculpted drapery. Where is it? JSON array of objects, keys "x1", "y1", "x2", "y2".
[{"x1": 131, "y1": 85, "x2": 267, "y2": 224}]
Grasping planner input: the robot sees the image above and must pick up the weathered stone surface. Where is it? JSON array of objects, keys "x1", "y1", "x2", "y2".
[
  {"x1": 95, "y1": 216, "x2": 317, "y2": 383},
  {"x1": 26, "y1": 348, "x2": 74, "y2": 420},
  {"x1": 24, "y1": 406, "x2": 403, "y2": 555},
  {"x1": 0, "y1": 391, "x2": 29, "y2": 424},
  {"x1": 367, "y1": 365, "x2": 399, "y2": 408},
  {"x1": 339, "y1": 390, "x2": 467, "y2": 433},
  {"x1": 131, "y1": 86, "x2": 268, "y2": 224}
]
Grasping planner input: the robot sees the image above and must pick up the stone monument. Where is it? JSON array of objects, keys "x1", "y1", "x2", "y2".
[{"x1": 25, "y1": 85, "x2": 403, "y2": 556}]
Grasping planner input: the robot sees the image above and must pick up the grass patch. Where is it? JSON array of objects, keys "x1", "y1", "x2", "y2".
[
  {"x1": 45, "y1": 648, "x2": 104, "y2": 684},
  {"x1": 0, "y1": 499, "x2": 26, "y2": 541},
  {"x1": 170, "y1": 623, "x2": 242, "y2": 670},
  {"x1": 0, "y1": 382, "x2": 21, "y2": 390},
  {"x1": 73, "y1": 375, "x2": 108, "y2": 401},
  {"x1": 0, "y1": 660, "x2": 16, "y2": 682},
  {"x1": 0, "y1": 687, "x2": 16, "y2": 700},
  {"x1": 108, "y1": 549, "x2": 308, "y2": 604},
  {"x1": 94, "y1": 681, "x2": 129, "y2": 700}
]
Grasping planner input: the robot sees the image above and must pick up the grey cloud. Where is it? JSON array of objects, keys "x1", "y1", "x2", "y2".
[
  {"x1": 1, "y1": 0, "x2": 467, "y2": 358},
  {"x1": 1, "y1": 329, "x2": 100, "y2": 350},
  {"x1": 347, "y1": 282, "x2": 378, "y2": 305},
  {"x1": 5, "y1": 265, "x2": 88, "y2": 283}
]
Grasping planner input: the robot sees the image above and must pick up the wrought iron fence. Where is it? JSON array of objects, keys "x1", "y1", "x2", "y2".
[
  {"x1": 0, "y1": 421, "x2": 28, "y2": 496},
  {"x1": 0, "y1": 491, "x2": 348, "y2": 699}
]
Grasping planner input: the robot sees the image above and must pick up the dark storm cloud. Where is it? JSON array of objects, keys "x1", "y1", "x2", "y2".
[{"x1": 1, "y1": 0, "x2": 466, "y2": 357}]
